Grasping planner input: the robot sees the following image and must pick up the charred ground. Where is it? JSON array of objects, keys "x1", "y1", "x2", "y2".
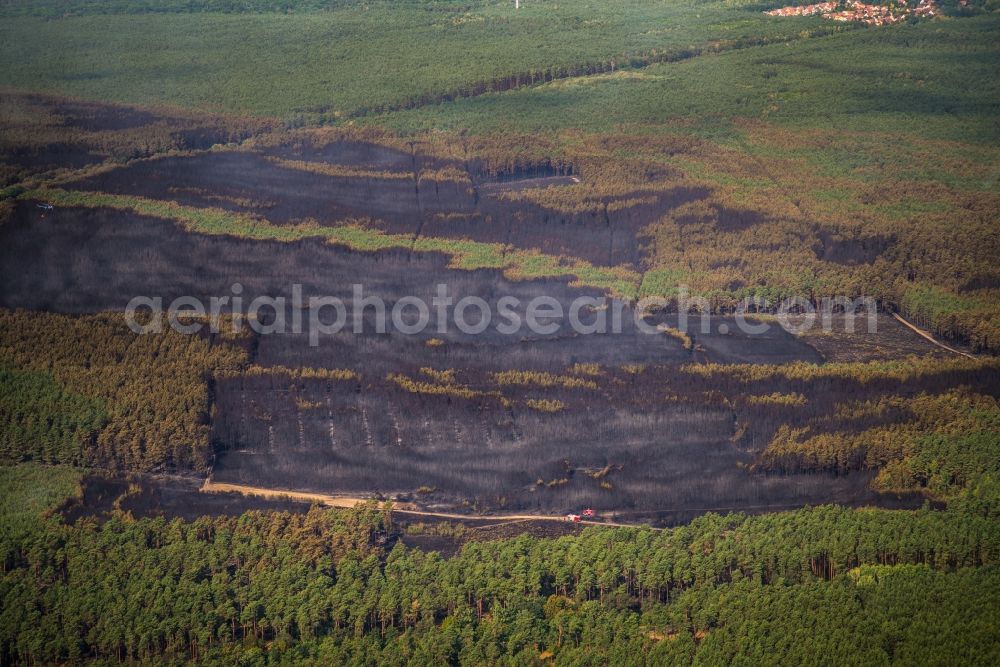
[
  {"x1": 0, "y1": 194, "x2": 958, "y2": 518},
  {"x1": 0, "y1": 92, "x2": 991, "y2": 523}
]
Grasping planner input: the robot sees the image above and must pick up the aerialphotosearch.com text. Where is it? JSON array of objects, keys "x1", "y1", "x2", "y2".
[{"x1": 124, "y1": 283, "x2": 877, "y2": 346}]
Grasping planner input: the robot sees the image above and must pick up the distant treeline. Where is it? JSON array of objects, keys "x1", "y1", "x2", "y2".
[
  {"x1": 347, "y1": 26, "x2": 854, "y2": 119},
  {"x1": 5, "y1": 0, "x2": 990, "y2": 19},
  {"x1": 0, "y1": 0, "x2": 375, "y2": 17}
]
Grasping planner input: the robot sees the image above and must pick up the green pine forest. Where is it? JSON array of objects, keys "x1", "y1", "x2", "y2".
[{"x1": 2, "y1": 464, "x2": 1000, "y2": 665}]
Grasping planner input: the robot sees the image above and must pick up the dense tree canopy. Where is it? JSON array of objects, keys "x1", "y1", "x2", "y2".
[{"x1": 2, "y1": 464, "x2": 999, "y2": 665}]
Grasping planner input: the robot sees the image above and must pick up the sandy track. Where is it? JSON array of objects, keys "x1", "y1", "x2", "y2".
[
  {"x1": 201, "y1": 479, "x2": 375, "y2": 509},
  {"x1": 200, "y1": 479, "x2": 648, "y2": 528},
  {"x1": 891, "y1": 313, "x2": 974, "y2": 358}
]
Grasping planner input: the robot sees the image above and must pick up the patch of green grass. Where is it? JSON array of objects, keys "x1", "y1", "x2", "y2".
[
  {"x1": 412, "y1": 237, "x2": 507, "y2": 270},
  {"x1": 669, "y1": 157, "x2": 774, "y2": 189},
  {"x1": 810, "y1": 188, "x2": 854, "y2": 203},
  {"x1": 638, "y1": 267, "x2": 691, "y2": 299},
  {"x1": 566, "y1": 264, "x2": 641, "y2": 299},
  {"x1": 872, "y1": 198, "x2": 955, "y2": 220},
  {"x1": 499, "y1": 249, "x2": 641, "y2": 298}
]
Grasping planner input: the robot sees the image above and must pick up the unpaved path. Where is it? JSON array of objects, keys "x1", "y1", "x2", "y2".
[
  {"x1": 200, "y1": 479, "x2": 650, "y2": 529},
  {"x1": 201, "y1": 479, "x2": 374, "y2": 508},
  {"x1": 891, "y1": 313, "x2": 974, "y2": 358}
]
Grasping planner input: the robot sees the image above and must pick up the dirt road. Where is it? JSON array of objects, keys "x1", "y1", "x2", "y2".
[
  {"x1": 200, "y1": 479, "x2": 651, "y2": 529},
  {"x1": 891, "y1": 313, "x2": 974, "y2": 358}
]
